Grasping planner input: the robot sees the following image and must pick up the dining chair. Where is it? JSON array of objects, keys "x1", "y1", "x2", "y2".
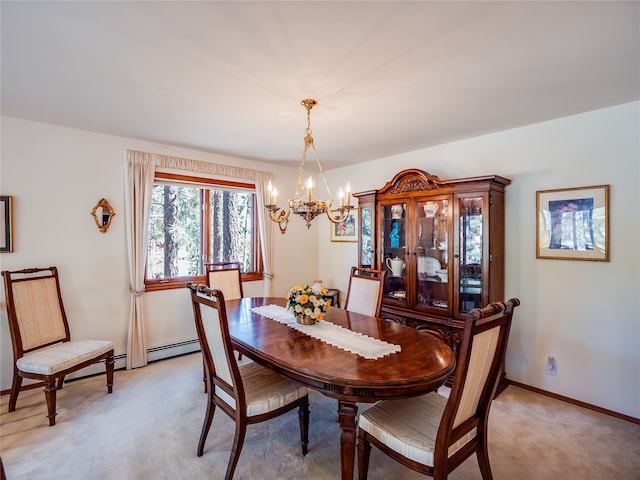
[
  {"x1": 2, "y1": 267, "x2": 115, "y2": 426},
  {"x1": 344, "y1": 266, "x2": 386, "y2": 317},
  {"x1": 204, "y1": 261, "x2": 243, "y2": 300},
  {"x1": 187, "y1": 283, "x2": 310, "y2": 480},
  {"x1": 204, "y1": 261, "x2": 245, "y2": 365},
  {"x1": 357, "y1": 298, "x2": 520, "y2": 480}
]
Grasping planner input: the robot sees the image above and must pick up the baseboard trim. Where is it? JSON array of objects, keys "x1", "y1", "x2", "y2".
[{"x1": 507, "y1": 380, "x2": 640, "y2": 426}]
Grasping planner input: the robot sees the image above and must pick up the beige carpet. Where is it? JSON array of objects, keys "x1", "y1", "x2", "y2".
[{"x1": 1, "y1": 353, "x2": 639, "y2": 480}]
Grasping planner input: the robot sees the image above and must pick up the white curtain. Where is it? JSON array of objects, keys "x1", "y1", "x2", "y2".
[
  {"x1": 255, "y1": 171, "x2": 275, "y2": 296},
  {"x1": 123, "y1": 150, "x2": 156, "y2": 369},
  {"x1": 122, "y1": 150, "x2": 275, "y2": 367}
]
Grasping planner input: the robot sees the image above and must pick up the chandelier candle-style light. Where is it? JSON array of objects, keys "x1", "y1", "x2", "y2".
[{"x1": 265, "y1": 99, "x2": 353, "y2": 234}]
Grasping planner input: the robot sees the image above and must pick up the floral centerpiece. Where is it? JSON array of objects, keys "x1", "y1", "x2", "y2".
[{"x1": 286, "y1": 284, "x2": 330, "y2": 324}]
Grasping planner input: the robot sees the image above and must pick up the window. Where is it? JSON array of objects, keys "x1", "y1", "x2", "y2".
[{"x1": 145, "y1": 172, "x2": 262, "y2": 290}]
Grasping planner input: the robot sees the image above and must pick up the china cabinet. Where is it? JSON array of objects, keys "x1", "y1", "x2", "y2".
[{"x1": 354, "y1": 169, "x2": 511, "y2": 389}]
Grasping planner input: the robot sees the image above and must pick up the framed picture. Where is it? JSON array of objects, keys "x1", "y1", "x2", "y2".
[
  {"x1": 330, "y1": 210, "x2": 358, "y2": 242},
  {"x1": 1, "y1": 195, "x2": 13, "y2": 253},
  {"x1": 536, "y1": 185, "x2": 609, "y2": 261}
]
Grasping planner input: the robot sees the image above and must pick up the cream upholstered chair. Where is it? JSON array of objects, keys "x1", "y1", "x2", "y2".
[
  {"x1": 2, "y1": 267, "x2": 115, "y2": 426},
  {"x1": 205, "y1": 261, "x2": 243, "y2": 300},
  {"x1": 187, "y1": 283, "x2": 310, "y2": 480},
  {"x1": 357, "y1": 298, "x2": 520, "y2": 480},
  {"x1": 344, "y1": 266, "x2": 386, "y2": 317},
  {"x1": 204, "y1": 261, "x2": 244, "y2": 365}
]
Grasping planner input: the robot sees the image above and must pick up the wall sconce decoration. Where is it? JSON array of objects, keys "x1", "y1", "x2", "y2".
[{"x1": 91, "y1": 198, "x2": 115, "y2": 233}]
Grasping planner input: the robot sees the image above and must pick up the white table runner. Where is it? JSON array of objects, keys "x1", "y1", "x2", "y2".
[{"x1": 250, "y1": 305, "x2": 401, "y2": 360}]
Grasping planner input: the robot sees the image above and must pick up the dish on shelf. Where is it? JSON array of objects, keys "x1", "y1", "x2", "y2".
[
  {"x1": 417, "y1": 256, "x2": 441, "y2": 276},
  {"x1": 433, "y1": 300, "x2": 448, "y2": 308},
  {"x1": 390, "y1": 290, "x2": 406, "y2": 299}
]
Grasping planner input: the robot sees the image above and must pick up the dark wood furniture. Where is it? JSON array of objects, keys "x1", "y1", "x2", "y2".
[
  {"x1": 187, "y1": 285, "x2": 309, "y2": 480},
  {"x1": 321, "y1": 288, "x2": 341, "y2": 308},
  {"x1": 2, "y1": 266, "x2": 115, "y2": 426},
  {"x1": 354, "y1": 169, "x2": 510, "y2": 389},
  {"x1": 223, "y1": 296, "x2": 455, "y2": 480},
  {"x1": 357, "y1": 298, "x2": 520, "y2": 479},
  {"x1": 343, "y1": 266, "x2": 386, "y2": 317}
]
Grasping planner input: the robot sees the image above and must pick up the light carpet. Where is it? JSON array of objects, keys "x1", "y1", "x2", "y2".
[{"x1": 1, "y1": 353, "x2": 639, "y2": 479}]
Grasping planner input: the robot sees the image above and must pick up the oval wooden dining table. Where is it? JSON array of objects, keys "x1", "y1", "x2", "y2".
[{"x1": 224, "y1": 297, "x2": 455, "y2": 480}]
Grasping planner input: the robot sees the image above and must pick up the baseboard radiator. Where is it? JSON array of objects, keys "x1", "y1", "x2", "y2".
[{"x1": 68, "y1": 339, "x2": 202, "y2": 379}]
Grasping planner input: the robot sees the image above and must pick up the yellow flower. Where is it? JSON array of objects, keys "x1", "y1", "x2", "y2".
[
  {"x1": 298, "y1": 294, "x2": 309, "y2": 304},
  {"x1": 316, "y1": 313, "x2": 324, "y2": 321}
]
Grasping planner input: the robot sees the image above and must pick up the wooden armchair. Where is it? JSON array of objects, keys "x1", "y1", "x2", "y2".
[
  {"x1": 187, "y1": 283, "x2": 309, "y2": 480},
  {"x1": 344, "y1": 266, "x2": 386, "y2": 317},
  {"x1": 357, "y1": 298, "x2": 520, "y2": 479},
  {"x1": 2, "y1": 267, "x2": 115, "y2": 425}
]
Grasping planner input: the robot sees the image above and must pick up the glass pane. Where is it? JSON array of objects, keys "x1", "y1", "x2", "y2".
[
  {"x1": 209, "y1": 189, "x2": 254, "y2": 273},
  {"x1": 416, "y1": 199, "x2": 449, "y2": 310},
  {"x1": 382, "y1": 203, "x2": 406, "y2": 303},
  {"x1": 360, "y1": 205, "x2": 373, "y2": 268},
  {"x1": 147, "y1": 184, "x2": 202, "y2": 279},
  {"x1": 459, "y1": 197, "x2": 483, "y2": 313}
]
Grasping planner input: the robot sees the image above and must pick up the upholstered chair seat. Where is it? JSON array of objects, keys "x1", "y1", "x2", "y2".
[
  {"x1": 219, "y1": 361, "x2": 308, "y2": 417},
  {"x1": 16, "y1": 339, "x2": 114, "y2": 376}
]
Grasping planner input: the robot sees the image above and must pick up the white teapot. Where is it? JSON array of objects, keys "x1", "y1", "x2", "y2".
[{"x1": 386, "y1": 256, "x2": 405, "y2": 276}]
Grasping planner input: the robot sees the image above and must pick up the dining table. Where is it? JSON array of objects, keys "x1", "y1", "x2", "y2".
[{"x1": 224, "y1": 297, "x2": 455, "y2": 480}]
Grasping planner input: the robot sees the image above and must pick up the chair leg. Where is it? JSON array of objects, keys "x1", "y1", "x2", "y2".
[
  {"x1": 357, "y1": 431, "x2": 371, "y2": 480},
  {"x1": 43, "y1": 380, "x2": 57, "y2": 426},
  {"x1": 476, "y1": 441, "x2": 494, "y2": 480},
  {"x1": 225, "y1": 420, "x2": 247, "y2": 480},
  {"x1": 105, "y1": 352, "x2": 115, "y2": 393},
  {"x1": 8, "y1": 371, "x2": 22, "y2": 412},
  {"x1": 197, "y1": 396, "x2": 216, "y2": 457},
  {"x1": 298, "y1": 397, "x2": 310, "y2": 455},
  {"x1": 56, "y1": 375, "x2": 66, "y2": 390}
]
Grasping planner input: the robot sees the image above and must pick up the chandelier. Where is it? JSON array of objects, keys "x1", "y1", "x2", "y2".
[{"x1": 265, "y1": 99, "x2": 353, "y2": 234}]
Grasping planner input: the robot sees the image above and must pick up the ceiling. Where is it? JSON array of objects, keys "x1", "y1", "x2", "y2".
[{"x1": 2, "y1": 1, "x2": 639, "y2": 170}]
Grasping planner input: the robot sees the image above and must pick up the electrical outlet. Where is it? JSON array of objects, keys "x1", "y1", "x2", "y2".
[{"x1": 546, "y1": 356, "x2": 557, "y2": 376}]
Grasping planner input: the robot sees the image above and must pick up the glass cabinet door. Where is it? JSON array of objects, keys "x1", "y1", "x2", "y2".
[
  {"x1": 415, "y1": 198, "x2": 449, "y2": 312},
  {"x1": 381, "y1": 202, "x2": 407, "y2": 304},
  {"x1": 359, "y1": 204, "x2": 374, "y2": 268},
  {"x1": 458, "y1": 196, "x2": 484, "y2": 313}
]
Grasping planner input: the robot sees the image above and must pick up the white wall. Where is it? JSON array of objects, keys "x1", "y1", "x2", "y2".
[
  {"x1": 2, "y1": 103, "x2": 638, "y2": 419},
  {"x1": 321, "y1": 102, "x2": 640, "y2": 419},
  {"x1": 0, "y1": 116, "x2": 319, "y2": 388}
]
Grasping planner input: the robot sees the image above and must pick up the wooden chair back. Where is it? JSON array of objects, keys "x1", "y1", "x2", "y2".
[
  {"x1": 344, "y1": 266, "x2": 386, "y2": 317},
  {"x1": 205, "y1": 262, "x2": 243, "y2": 301},
  {"x1": 3, "y1": 267, "x2": 71, "y2": 357},
  {"x1": 188, "y1": 283, "x2": 244, "y2": 412}
]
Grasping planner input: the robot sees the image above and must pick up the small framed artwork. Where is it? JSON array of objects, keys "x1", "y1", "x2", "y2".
[
  {"x1": 1, "y1": 195, "x2": 13, "y2": 253},
  {"x1": 536, "y1": 185, "x2": 609, "y2": 261},
  {"x1": 330, "y1": 210, "x2": 358, "y2": 242}
]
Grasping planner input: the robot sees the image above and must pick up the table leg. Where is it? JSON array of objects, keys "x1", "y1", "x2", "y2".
[{"x1": 337, "y1": 400, "x2": 359, "y2": 480}]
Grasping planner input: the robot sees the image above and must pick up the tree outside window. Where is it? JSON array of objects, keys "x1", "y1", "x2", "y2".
[{"x1": 145, "y1": 174, "x2": 261, "y2": 290}]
